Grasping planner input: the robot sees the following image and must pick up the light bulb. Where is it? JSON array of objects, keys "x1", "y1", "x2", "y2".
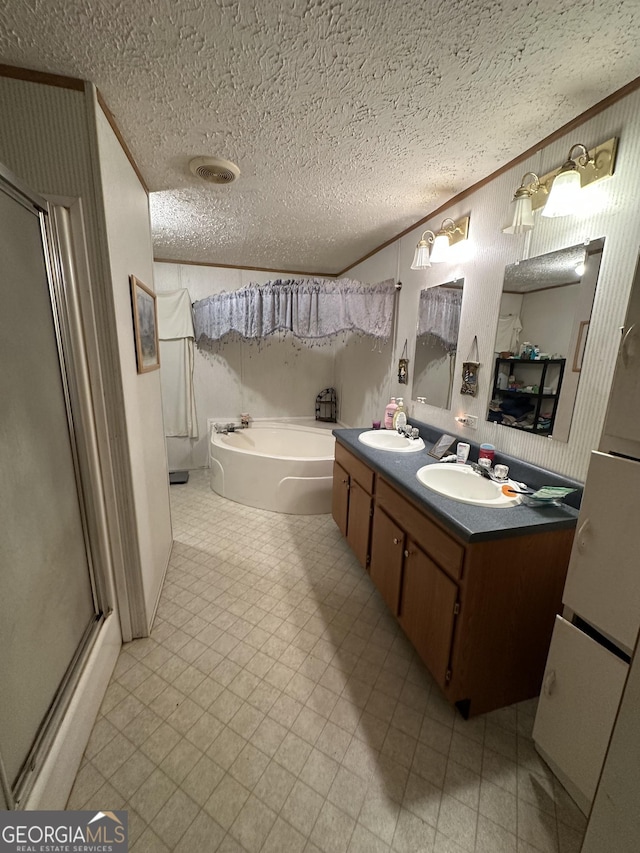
[
  {"x1": 542, "y1": 167, "x2": 582, "y2": 218},
  {"x1": 429, "y1": 233, "x2": 451, "y2": 263}
]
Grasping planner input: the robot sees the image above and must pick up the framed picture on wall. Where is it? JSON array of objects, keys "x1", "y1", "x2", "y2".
[{"x1": 130, "y1": 275, "x2": 160, "y2": 373}]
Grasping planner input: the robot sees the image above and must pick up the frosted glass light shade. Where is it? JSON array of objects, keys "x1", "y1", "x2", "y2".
[
  {"x1": 542, "y1": 168, "x2": 582, "y2": 218},
  {"x1": 503, "y1": 194, "x2": 534, "y2": 234},
  {"x1": 429, "y1": 233, "x2": 451, "y2": 263},
  {"x1": 411, "y1": 242, "x2": 431, "y2": 269}
]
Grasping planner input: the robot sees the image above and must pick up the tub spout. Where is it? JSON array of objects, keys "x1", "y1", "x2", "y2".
[{"x1": 215, "y1": 419, "x2": 249, "y2": 434}]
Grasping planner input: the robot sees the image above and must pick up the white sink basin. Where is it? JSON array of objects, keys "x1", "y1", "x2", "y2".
[
  {"x1": 416, "y1": 463, "x2": 522, "y2": 508},
  {"x1": 358, "y1": 430, "x2": 425, "y2": 453}
]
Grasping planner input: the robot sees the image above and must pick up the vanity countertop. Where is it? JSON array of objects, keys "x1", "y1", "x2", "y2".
[{"x1": 333, "y1": 427, "x2": 580, "y2": 543}]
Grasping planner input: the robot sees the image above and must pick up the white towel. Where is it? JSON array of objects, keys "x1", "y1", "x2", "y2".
[
  {"x1": 157, "y1": 289, "x2": 195, "y2": 340},
  {"x1": 157, "y1": 290, "x2": 198, "y2": 438},
  {"x1": 495, "y1": 314, "x2": 522, "y2": 354}
]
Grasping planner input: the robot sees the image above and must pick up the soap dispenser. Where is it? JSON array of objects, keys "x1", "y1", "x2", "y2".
[
  {"x1": 384, "y1": 397, "x2": 398, "y2": 429},
  {"x1": 392, "y1": 398, "x2": 407, "y2": 430}
]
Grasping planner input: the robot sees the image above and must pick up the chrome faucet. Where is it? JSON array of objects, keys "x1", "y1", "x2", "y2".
[
  {"x1": 397, "y1": 423, "x2": 421, "y2": 439},
  {"x1": 468, "y1": 460, "x2": 503, "y2": 481},
  {"x1": 214, "y1": 415, "x2": 250, "y2": 435}
]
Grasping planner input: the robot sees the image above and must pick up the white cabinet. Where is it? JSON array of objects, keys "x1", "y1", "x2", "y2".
[
  {"x1": 533, "y1": 616, "x2": 628, "y2": 814},
  {"x1": 562, "y1": 451, "x2": 640, "y2": 652},
  {"x1": 537, "y1": 255, "x2": 640, "y2": 826}
]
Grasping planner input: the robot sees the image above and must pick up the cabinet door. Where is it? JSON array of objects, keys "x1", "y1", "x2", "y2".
[
  {"x1": 331, "y1": 460, "x2": 349, "y2": 537},
  {"x1": 369, "y1": 506, "x2": 405, "y2": 615},
  {"x1": 563, "y1": 451, "x2": 640, "y2": 651},
  {"x1": 533, "y1": 616, "x2": 628, "y2": 811},
  {"x1": 399, "y1": 541, "x2": 458, "y2": 686},
  {"x1": 346, "y1": 479, "x2": 372, "y2": 569}
]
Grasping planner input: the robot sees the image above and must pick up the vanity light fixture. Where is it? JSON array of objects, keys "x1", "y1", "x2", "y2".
[
  {"x1": 542, "y1": 144, "x2": 591, "y2": 218},
  {"x1": 502, "y1": 172, "x2": 540, "y2": 234},
  {"x1": 411, "y1": 216, "x2": 470, "y2": 269},
  {"x1": 503, "y1": 137, "x2": 618, "y2": 233}
]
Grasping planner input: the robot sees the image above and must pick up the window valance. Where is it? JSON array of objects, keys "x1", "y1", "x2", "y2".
[{"x1": 192, "y1": 277, "x2": 396, "y2": 351}]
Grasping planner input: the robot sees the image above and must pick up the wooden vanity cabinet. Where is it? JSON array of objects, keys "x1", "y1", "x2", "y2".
[
  {"x1": 400, "y1": 543, "x2": 459, "y2": 688},
  {"x1": 369, "y1": 506, "x2": 405, "y2": 614},
  {"x1": 332, "y1": 443, "x2": 375, "y2": 569},
  {"x1": 333, "y1": 444, "x2": 575, "y2": 716},
  {"x1": 374, "y1": 477, "x2": 463, "y2": 689}
]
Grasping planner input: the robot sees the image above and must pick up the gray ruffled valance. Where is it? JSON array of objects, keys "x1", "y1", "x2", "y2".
[
  {"x1": 193, "y1": 277, "x2": 396, "y2": 350},
  {"x1": 417, "y1": 286, "x2": 462, "y2": 353}
]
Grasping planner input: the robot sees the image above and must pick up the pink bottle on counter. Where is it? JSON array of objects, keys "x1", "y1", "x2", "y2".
[{"x1": 384, "y1": 397, "x2": 398, "y2": 429}]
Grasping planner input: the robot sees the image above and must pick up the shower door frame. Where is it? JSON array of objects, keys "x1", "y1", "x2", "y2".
[{"x1": 0, "y1": 163, "x2": 113, "y2": 809}]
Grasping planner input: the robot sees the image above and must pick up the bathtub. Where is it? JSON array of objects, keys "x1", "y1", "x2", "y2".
[{"x1": 209, "y1": 421, "x2": 336, "y2": 514}]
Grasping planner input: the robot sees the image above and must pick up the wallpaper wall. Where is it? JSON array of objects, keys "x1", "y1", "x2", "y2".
[{"x1": 342, "y1": 88, "x2": 640, "y2": 481}]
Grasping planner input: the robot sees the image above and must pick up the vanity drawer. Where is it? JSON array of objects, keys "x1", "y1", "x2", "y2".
[
  {"x1": 335, "y1": 442, "x2": 375, "y2": 494},
  {"x1": 376, "y1": 477, "x2": 464, "y2": 580}
]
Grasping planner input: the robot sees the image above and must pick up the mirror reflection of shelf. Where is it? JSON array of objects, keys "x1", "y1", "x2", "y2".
[
  {"x1": 489, "y1": 238, "x2": 604, "y2": 443},
  {"x1": 489, "y1": 357, "x2": 566, "y2": 435}
]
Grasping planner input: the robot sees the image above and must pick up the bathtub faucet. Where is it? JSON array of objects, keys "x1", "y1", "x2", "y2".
[{"x1": 214, "y1": 417, "x2": 250, "y2": 434}]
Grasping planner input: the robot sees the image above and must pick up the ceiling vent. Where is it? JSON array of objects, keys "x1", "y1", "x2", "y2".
[{"x1": 189, "y1": 156, "x2": 240, "y2": 184}]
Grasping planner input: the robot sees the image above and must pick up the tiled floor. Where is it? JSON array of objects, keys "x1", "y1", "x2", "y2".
[{"x1": 67, "y1": 470, "x2": 587, "y2": 852}]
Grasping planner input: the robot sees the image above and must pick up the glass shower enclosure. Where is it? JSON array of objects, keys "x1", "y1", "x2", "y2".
[{"x1": 0, "y1": 165, "x2": 107, "y2": 807}]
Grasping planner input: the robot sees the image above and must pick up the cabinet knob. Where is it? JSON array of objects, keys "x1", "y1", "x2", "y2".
[
  {"x1": 393, "y1": 537, "x2": 400, "y2": 545},
  {"x1": 404, "y1": 549, "x2": 410, "y2": 557}
]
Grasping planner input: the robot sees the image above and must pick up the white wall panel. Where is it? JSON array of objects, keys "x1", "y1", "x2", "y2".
[{"x1": 95, "y1": 108, "x2": 172, "y2": 626}]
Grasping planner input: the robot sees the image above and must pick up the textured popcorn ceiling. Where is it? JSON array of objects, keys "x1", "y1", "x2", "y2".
[{"x1": 1, "y1": 1, "x2": 639, "y2": 274}]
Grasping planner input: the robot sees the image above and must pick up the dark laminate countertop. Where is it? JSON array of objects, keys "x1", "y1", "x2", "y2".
[{"x1": 333, "y1": 425, "x2": 582, "y2": 544}]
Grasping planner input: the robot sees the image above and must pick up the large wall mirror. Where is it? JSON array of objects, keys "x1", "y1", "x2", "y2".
[
  {"x1": 412, "y1": 280, "x2": 463, "y2": 410},
  {"x1": 487, "y1": 239, "x2": 604, "y2": 443}
]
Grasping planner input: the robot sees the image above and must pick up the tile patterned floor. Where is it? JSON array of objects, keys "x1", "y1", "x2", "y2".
[{"x1": 67, "y1": 470, "x2": 587, "y2": 852}]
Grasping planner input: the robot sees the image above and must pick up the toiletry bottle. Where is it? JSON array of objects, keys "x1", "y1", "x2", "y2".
[
  {"x1": 392, "y1": 398, "x2": 407, "y2": 430},
  {"x1": 384, "y1": 397, "x2": 398, "y2": 429},
  {"x1": 456, "y1": 442, "x2": 470, "y2": 464}
]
